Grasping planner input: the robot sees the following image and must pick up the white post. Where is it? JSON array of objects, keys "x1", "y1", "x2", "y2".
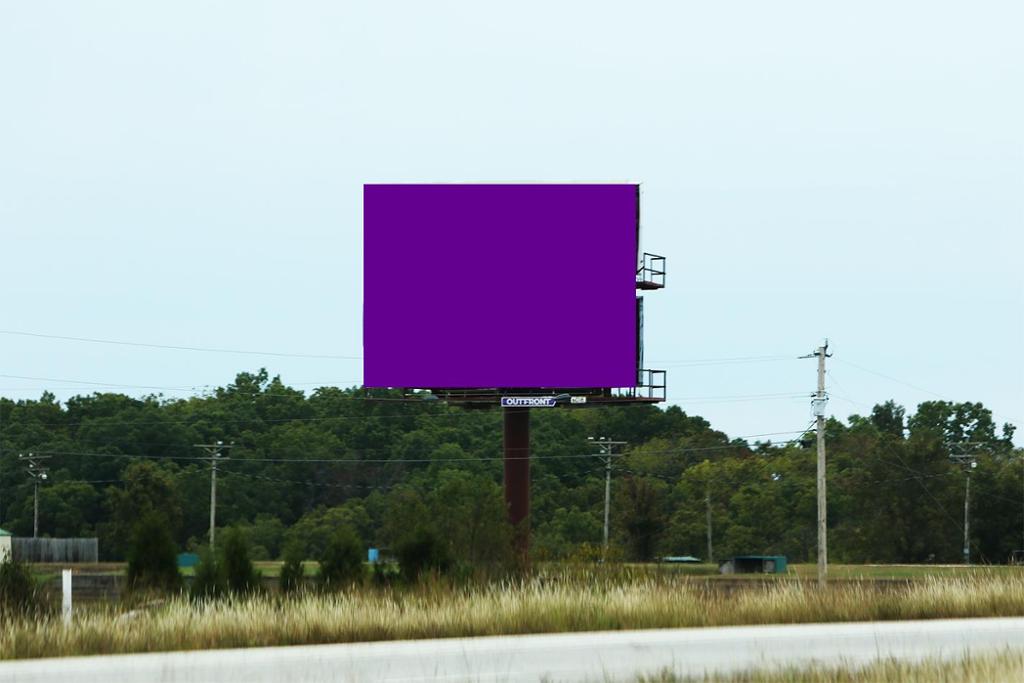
[{"x1": 62, "y1": 569, "x2": 72, "y2": 625}]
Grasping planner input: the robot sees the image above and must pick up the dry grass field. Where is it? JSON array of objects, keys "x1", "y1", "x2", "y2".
[
  {"x1": 4, "y1": 566, "x2": 1024, "y2": 660},
  {"x1": 639, "y1": 648, "x2": 1024, "y2": 682}
]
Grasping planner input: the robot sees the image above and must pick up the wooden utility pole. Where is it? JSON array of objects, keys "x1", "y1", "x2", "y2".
[
  {"x1": 801, "y1": 341, "x2": 830, "y2": 586},
  {"x1": 963, "y1": 467, "x2": 972, "y2": 564},
  {"x1": 195, "y1": 441, "x2": 233, "y2": 552},
  {"x1": 705, "y1": 469, "x2": 714, "y2": 564},
  {"x1": 19, "y1": 453, "x2": 49, "y2": 538},
  {"x1": 949, "y1": 443, "x2": 981, "y2": 564},
  {"x1": 588, "y1": 437, "x2": 626, "y2": 560}
]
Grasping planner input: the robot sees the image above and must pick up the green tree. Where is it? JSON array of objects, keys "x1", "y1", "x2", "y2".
[
  {"x1": 395, "y1": 525, "x2": 451, "y2": 580},
  {"x1": 318, "y1": 526, "x2": 364, "y2": 588},
  {"x1": 617, "y1": 476, "x2": 667, "y2": 561},
  {"x1": 286, "y1": 501, "x2": 373, "y2": 560},
  {"x1": 534, "y1": 506, "x2": 602, "y2": 558},
  {"x1": 278, "y1": 539, "x2": 306, "y2": 594},
  {"x1": 190, "y1": 547, "x2": 226, "y2": 600},
  {"x1": 221, "y1": 527, "x2": 260, "y2": 595},
  {"x1": 426, "y1": 470, "x2": 513, "y2": 567},
  {"x1": 104, "y1": 461, "x2": 183, "y2": 559},
  {"x1": 0, "y1": 556, "x2": 41, "y2": 617},
  {"x1": 9, "y1": 481, "x2": 101, "y2": 539},
  {"x1": 1, "y1": 383, "x2": 1019, "y2": 570},
  {"x1": 871, "y1": 401, "x2": 906, "y2": 438},
  {"x1": 833, "y1": 407, "x2": 960, "y2": 563},
  {"x1": 126, "y1": 512, "x2": 181, "y2": 592}
]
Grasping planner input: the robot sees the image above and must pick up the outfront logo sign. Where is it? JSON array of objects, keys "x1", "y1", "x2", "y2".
[{"x1": 500, "y1": 396, "x2": 557, "y2": 408}]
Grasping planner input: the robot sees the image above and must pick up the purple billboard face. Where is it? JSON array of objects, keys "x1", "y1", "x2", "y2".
[{"x1": 363, "y1": 184, "x2": 637, "y2": 388}]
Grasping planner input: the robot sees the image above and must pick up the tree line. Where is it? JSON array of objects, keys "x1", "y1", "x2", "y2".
[{"x1": 0, "y1": 370, "x2": 1020, "y2": 565}]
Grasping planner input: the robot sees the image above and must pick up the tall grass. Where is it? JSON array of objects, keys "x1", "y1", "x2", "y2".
[
  {"x1": 3, "y1": 568, "x2": 1024, "y2": 660},
  {"x1": 639, "y1": 649, "x2": 1024, "y2": 682}
]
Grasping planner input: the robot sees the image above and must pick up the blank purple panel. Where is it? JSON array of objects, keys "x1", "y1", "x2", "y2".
[{"x1": 363, "y1": 184, "x2": 637, "y2": 388}]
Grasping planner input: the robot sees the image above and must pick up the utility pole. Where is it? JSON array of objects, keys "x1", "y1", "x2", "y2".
[
  {"x1": 800, "y1": 341, "x2": 830, "y2": 587},
  {"x1": 949, "y1": 443, "x2": 981, "y2": 564},
  {"x1": 704, "y1": 463, "x2": 713, "y2": 564},
  {"x1": 194, "y1": 441, "x2": 233, "y2": 552},
  {"x1": 19, "y1": 453, "x2": 50, "y2": 538},
  {"x1": 588, "y1": 436, "x2": 626, "y2": 560},
  {"x1": 963, "y1": 464, "x2": 972, "y2": 564}
]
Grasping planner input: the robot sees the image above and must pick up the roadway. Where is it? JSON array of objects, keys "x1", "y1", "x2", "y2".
[{"x1": 2, "y1": 617, "x2": 1023, "y2": 682}]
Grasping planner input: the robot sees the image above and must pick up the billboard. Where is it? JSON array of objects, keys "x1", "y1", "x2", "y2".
[{"x1": 363, "y1": 184, "x2": 637, "y2": 389}]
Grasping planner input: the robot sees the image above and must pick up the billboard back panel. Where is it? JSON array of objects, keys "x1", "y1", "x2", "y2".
[{"x1": 364, "y1": 184, "x2": 637, "y2": 388}]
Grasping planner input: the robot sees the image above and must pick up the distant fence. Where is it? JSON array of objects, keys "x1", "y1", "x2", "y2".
[{"x1": 12, "y1": 537, "x2": 99, "y2": 563}]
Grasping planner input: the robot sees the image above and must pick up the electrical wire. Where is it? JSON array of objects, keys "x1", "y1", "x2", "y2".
[
  {"x1": 29, "y1": 433, "x2": 810, "y2": 465},
  {"x1": 835, "y1": 358, "x2": 1021, "y2": 426},
  {"x1": 0, "y1": 374, "x2": 362, "y2": 393},
  {"x1": 219, "y1": 468, "x2": 403, "y2": 492},
  {"x1": 647, "y1": 355, "x2": 796, "y2": 367},
  {"x1": 0, "y1": 329, "x2": 360, "y2": 360},
  {"x1": 2, "y1": 331, "x2": 801, "y2": 368}
]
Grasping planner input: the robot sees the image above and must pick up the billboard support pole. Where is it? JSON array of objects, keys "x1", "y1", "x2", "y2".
[{"x1": 503, "y1": 407, "x2": 531, "y2": 559}]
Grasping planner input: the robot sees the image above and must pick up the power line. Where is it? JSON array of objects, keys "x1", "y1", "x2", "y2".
[
  {"x1": 219, "y1": 468, "x2": 402, "y2": 492},
  {"x1": 0, "y1": 329, "x2": 361, "y2": 360},
  {"x1": 835, "y1": 358, "x2": 947, "y2": 400},
  {"x1": 29, "y1": 434, "x2": 809, "y2": 465},
  {"x1": 12, "y1": 424, "x2": 814, "y2": 459},
  {"x1": 649, "y1": 355, "x2": 796, "y2": 367},
  {"x1": 835, "y1": 358, "x2": 1021, "y2": 426},
  {"x1": 0, "y1": 374, "x2": 362, "y2": 392},
  {"x1": 1, "y1": 331, "x2": 795, "y2": 367}
]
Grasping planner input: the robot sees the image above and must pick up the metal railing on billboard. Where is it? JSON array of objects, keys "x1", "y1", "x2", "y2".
[
  {"x1": 636, "y1": 253, "x2": 666, "y2": 290},
  {"x1": 615, "y1": 368, "x2": 666, "y2": 402}
]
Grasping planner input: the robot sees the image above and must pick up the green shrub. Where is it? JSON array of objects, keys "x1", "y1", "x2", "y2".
[
  {"x1": 278, "y1": 539, "x2": 305, "y2": 595},
  {"x1": 317, "y1": 526, "x2": 364, "y2": 588},
  {"x1": 190, "y1": 547, "x2": 226, "y2": 600},
  {"x1": 395, "y1": 525, "x2": 451, "y2": 580},
  {"x1": 0, "y1": 556, "x2": 41, "y2": 617},
  {"x1": 371, "y1": 560, "x2": 401, "y2": 587},
  {"x1": 126, "y1": 512, "x2": 181, "y2": 592},
  {"x1": 222, "y1": 527, "x2": 260, "y2": 595}
]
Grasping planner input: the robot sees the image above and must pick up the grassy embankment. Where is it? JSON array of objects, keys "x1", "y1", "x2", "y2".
[{"x1": 4, "y1": 566, "x2": 1024, "y2": 660}]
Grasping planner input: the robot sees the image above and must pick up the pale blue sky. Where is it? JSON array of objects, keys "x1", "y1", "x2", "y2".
[{"x1": 1, "y1": 1, "x2": 1021, "y2": 442}]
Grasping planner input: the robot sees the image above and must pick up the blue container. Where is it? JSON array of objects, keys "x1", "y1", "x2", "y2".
[
  {"x1": 367, "y1": 547, "x2": 379, "y2": 563},
  {"x1": 177, "y1": 552, "x2": 199, "y2": 568}
]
